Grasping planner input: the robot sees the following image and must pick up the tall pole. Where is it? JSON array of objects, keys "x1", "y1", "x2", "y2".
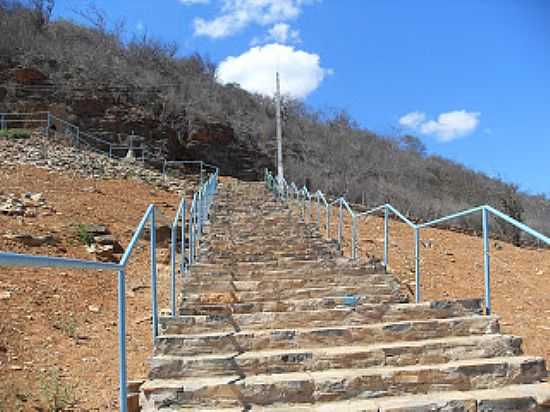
[{"x1": 276, "y1": 72, "x2": 284, "y2": 186}]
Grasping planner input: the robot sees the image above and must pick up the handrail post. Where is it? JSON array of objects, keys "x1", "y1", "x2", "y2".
[
  {"x1": 46, "y1": 112, "x2": 51, "y2": 137},
  {"x1": 338, "y1": 199, "x2": 343, "y2": 251},
  {"x1": 150, "y1": 207, "x2": 159, "y2": 339},
  {"x1": 384, "y1": 206, "x2": 389, "y2": 273},
  {"x1": 181, "y1": 201, "x2": 186, "y2": 273},
  {"x1": 193, "y1": 201, "x2": 197, "y2": 263},
  {"x1": 188, "y1": 205, "x2": 194, "y2": 267},
  {"x1": 482, "y1": 207, "x2": 491, "y2": 315},
  {"x1": 170, "y1": 222, "x2": 177, "y2": 318},
  {"x1": 325, "y1": 202, "x2": 329, "y2": 239},
  {"x1": 309, "y1": 195, "x2": 313, "y2": 223},
  {"x1": 117, "y1": 269, "x2": 128, "y2": 412},
  {"x1": 414, "y1": 227, "x2": 420, "y2": 303},
  {"x1": 352, "y1": 214, "x2": 357, "y2": 259},
  {"x1": 302, "y1": 192, "x2": 306, "y2": 222},
  {"x1": 316, "y1": 194, "x2": 321, "y2": 228},
  {"x1": 197, "y1": 191, "x2": 202, "y2": 238}
]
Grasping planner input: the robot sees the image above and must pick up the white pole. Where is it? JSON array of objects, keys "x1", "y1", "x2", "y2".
[{"x1": 276, "y1": 72, "x2": 284, "y2": 186}]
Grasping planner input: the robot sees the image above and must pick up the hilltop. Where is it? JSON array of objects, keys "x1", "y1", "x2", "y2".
[{"x1": 1, "y1": 1, "x2": 549, "y2": 239}]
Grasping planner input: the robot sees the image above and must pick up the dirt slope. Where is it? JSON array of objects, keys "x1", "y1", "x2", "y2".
[
  {"x1": 0, "y1": 164, "x2": 186, "y2": 411},
  {"x1": 328, "y1": 206, "x2": 550, "y2": 365}
]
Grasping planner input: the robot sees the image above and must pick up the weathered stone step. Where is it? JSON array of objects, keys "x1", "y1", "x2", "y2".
[
  {"x1": 200, "y1": 256, "x2": 330, "y2": 265},
  {"x1": 164, "y1": 303, "x2": 431, "y2": 334},
  {"x1": 186, "y1": 262, "x2": 383, "y2": 279},
  {"x1": 181, "y1": 275, "x2": 399, "y2": 293},
  {"x1": 166, "y1": 298, "x2": 479, "y2": 332},
  {"x1": 149, "y1": 334, "x2": 522, "y2": 379},
  {"x1": 182, "y1": 285, "x2": 404, "y2": 305},
  {"x1": 202, "y1": 253, "x2": 332, "y2": 263},
  {"x1": 201, "y1": 247, "x2": 334, "y2": 257},
  {"x1": 179, "y1": 297, "x2": 482, "y2": 318},
  {"x1": 154, "y1": 315, "x2": 499, "y2": 356},
  {"x1": 140, "y1": 356, "x2": 547, "y2": 409},
  {"x1": 212, "y1": 383, "x2": 550, "y2": 411}
]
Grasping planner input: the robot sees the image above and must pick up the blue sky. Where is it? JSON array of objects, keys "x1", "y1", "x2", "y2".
[{"x1": 53, "y1": 0, "x2": 550, "y2": 195}]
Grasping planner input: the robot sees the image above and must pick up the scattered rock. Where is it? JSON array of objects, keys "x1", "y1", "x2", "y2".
[
  {"x1": 84, "y1": 224, "x2": 110, "y2": 236},
  {"x1": 0, "y1": 291, "x2": 11, "y2": 300},
  {"x1": 94, "y1": 234, "x2": 123, "y2": 253},
  {"x1": 0, "y1": 191, "x2": 52, "y2": 217},
  {"x1": 88, "y1": 304, "x2": 101, "y2": 313},
  {"x1": 0, "y1": 135, "x2": 195, "y2": 193},
  {"x1": 136, "y1": 316, "x2": 152, "y2": 325},
  {"x1": 3, "y1": 233, "x2": 56, "y2": 247},
  {"x1": 422, "y1": 239, "x2": 433, "y2": 248}
]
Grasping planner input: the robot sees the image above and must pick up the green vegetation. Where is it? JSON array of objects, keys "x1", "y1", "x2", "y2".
[
  {"x1": 38, "y1": 368, "x2": 78, "y2": 411},
  {"x1": 53, "y1": 315, "x2": 78, "y2": 338},
  {"x1": 0, "y1": 129, "x2": 31, "y2": 140},
  {"x1": 77, "y1": 224, "x2": 94, "y2": 246}
]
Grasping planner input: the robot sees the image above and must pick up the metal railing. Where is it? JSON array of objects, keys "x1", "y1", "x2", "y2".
[
  {"x1": 163, "y1": 160, "x2": 219, "y2": 186},
  {"x1": 0, "y1": 166, "x2": 219, "y2": 412},
  {"x1": 265, "y1": 169, "x2": 550, "y2": 315},
  {"x1": 0, "y1": 112, "x2": 147, "y2": 160}
]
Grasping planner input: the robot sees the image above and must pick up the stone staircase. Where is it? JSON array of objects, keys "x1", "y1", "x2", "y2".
[{"x1": 140, "y1": 179, "x2": 550, "y2": 411}]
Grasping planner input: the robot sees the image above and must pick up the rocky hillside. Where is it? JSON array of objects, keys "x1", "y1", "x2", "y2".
[{"x1": 1, "y1": 1, "x2": 549, "y2": 239}]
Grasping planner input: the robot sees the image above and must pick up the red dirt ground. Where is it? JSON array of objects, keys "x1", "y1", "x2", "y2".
[{"x1": 0, "y1": 165, "x2": 188, "y2": 411}]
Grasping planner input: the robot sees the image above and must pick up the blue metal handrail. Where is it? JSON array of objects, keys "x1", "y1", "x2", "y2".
[
  {"x1": 0, "y1": 165, "x2": 219, "y2": 412},
  {"x1": 265, "y1": 169, "x2": 549, "y2": 316}
]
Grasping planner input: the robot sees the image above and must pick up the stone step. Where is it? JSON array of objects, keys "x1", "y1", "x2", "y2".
[
  {"x1": 202, "y1": 253, "x2": 332, "y2": 263},
  {"x1": 181, "y1": 275, "x2": 399, "y2": 293},
  {"x1": 140, "y1": 356, "x2": 547, "y2": 409},
  {"x1": 200, "y1": 257, "x2": 331, "y2": 266},
  {"x1": 203, "y1": 383, "x2": 550, "y2": 411},
  {"x1": 149, "y1": 334, "x2": 522, "y2": 379},
  {"x1": 181, "y1": 285, "x2": 405, "y2": 305},
  {"x1": 154, "y1": 315, "x2": 499, "y2": 357},
  {"x1": 163, "y1": 304, "x2": 425, "y2": 334},
  {"x1": 178, "y1": 297, "x2": 482, "y2": 318},
  {"x1": 165, "y1": 297, "x2": 482, "y2": 333},
  {"x1": 186, "y1": 262, "x2": 384, "y2": 279}
]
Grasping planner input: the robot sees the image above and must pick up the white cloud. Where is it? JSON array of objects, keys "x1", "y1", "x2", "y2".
[
  {"x1": 398, "y1": 111, "x2": 426, "y2": 129},
  {"x1": 399, "y1": 110, "x2": 481, "y2": 142},
  {"x1": 216, "y1": 43, "x2": 331, "y2": 99},
  {"x1": 251, "y1": 23, "x2": 301, "y2": 45},
  {"x1": 190, "y1": 0, "x2": 316, "y2": 39},
  {"x1": 179, "y1": 0, "x2": 210, "y2": 4}
]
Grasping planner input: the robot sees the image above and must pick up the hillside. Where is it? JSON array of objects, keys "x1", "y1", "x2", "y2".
[
  {"x1": 1, "y1": 1, "x2": 549, "y2": 239},
  {"x1": 1, "y1": 136, "x2": 549, "y2": 410}
]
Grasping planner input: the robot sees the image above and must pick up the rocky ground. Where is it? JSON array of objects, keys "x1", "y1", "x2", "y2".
[{"x1": 0, "y1": 137, "x2": 199, "y2": 411}]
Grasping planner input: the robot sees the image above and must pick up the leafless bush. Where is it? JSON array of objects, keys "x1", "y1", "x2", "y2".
[{"x1": 1, "y1": 3, "x2": 549, "y2": 242}]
